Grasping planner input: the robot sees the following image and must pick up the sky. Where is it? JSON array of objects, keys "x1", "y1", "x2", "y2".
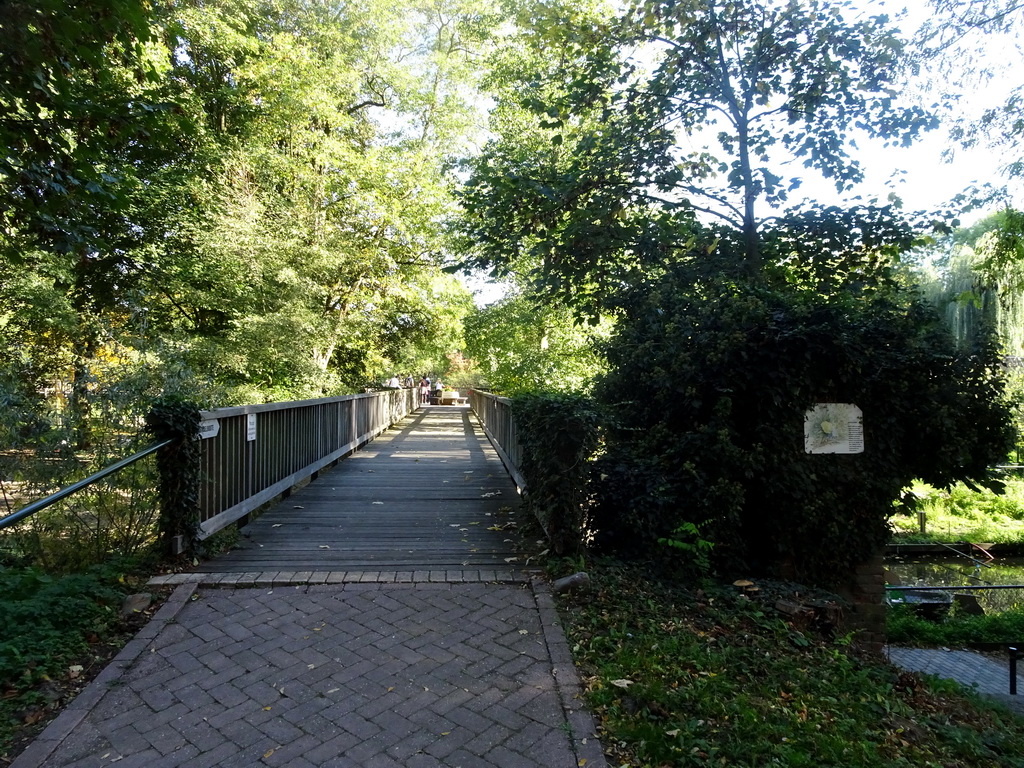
[{"x1": 805, "y1": 0, "x2": 1024, "y2": 220}]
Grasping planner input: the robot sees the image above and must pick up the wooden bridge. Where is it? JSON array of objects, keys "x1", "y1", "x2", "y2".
[{"x1": 193, "y1": 404, "x2": 527, "y2": 575}]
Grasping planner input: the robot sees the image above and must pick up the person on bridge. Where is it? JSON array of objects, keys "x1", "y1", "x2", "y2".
[
  {"x1": 419, "y1": 377, "x2": 430, "y2": 401},
  {"x1": 433, "y1": 379, "x2": 444, "y2": 403}
]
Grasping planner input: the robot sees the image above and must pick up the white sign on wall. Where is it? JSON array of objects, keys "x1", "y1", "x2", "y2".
[
  {"x1": 804, "y1": 403, "x2": 863, "y2": 454},
  {"x1": 246, "y1": 413, "x2": 257, "y2": 442}
]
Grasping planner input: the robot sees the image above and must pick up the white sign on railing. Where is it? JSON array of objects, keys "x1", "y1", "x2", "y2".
[
  {"x1": 246, "y1": 413, "x2": 257, "y2": 442},
  {"x1": 198, "y1": 419, "x2": 220, "y2": 440}
]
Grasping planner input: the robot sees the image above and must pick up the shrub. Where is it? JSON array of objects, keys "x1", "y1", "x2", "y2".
[
  {"x1": 0, "y1": 566, "x2": 126, "y2": 689},
  {"x1": 888, "y1": 604, "x2": 1024, "y2": 646},
  {"x1": 593, "y1": 234, "x2": 1013, "y2": 586},
  {"x1": 510, "y1": 392, "x2": 601, "y2": 554}
]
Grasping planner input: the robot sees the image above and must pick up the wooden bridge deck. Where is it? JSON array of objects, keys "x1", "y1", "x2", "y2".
[{"x1": 196, "y1": 406, "x2": 527, "y2": 573}]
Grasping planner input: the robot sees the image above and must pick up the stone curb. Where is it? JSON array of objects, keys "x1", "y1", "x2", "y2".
[
  {"x1": 147, "y1": 569, "x2": 538, "y2": 587},
  {"x1": 11, "y1": 582, "x2": 200, "y2": 768},
  {"x1": 532, "y1": 576, "x2": 609, "y2": 768}
]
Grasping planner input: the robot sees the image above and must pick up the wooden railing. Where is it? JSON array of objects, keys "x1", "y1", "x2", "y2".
[
  {"x1": 469, "y1": 390, "x2": 525, "y2": 493},
  {"x1": 197, "y1": 388, "x2": 420, "y2": 538}
]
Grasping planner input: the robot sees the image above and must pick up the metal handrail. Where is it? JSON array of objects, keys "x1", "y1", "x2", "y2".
[
  {"x1": 468, "y1": 390, "x2": 525, "y2": 493},
  {"x1": 886, "y1": 584, "x2": 1024, "y2": 591},
  {"x1": 0, "y1": 438, "x2": 172, "y2": 530}
]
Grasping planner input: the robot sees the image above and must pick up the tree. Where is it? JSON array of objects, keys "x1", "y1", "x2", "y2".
[
  {"x1": 917, "y1": 1, "x2": 1024, "y2": 180},
  {"x1": 0, "y1": 0, "x2": 169, "y2": 255},
  {"x1": 460, "y1": 0, "x2": 936, "y2": 312},
  {"x1": 918, "y1": 209, "x2": 1024, "y2": 355},
  {"x1": 137, "y1": 0, "x2": 496, "y2": 397},
  {"x1": 0, "y1": 0, "x2": 191, "y2": 444},
  {"x1": 463, "y1": 291, "x2": 611, "y2": 394}
]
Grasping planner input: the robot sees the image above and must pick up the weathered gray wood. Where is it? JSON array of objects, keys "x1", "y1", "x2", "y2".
[{"x1": 196, "y1": 406, "x2": 528, "y2": 572}]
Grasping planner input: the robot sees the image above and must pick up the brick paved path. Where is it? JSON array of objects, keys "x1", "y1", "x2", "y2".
[
  {"x1": 889, "y1": 646, "x2": 1024, "y2": 715},
  {"x1": 16, "y1": 579, "x2": 607, "y2": 768}
]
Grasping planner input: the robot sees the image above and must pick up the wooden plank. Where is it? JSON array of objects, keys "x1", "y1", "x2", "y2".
[{"x1": 195, "y1": 407, "x2": 528, "y2": 573}]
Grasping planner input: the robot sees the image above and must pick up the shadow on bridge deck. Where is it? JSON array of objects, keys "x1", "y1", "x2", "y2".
[{"x1": 193, "y1": 405, "x2": 527, "y2": 574}]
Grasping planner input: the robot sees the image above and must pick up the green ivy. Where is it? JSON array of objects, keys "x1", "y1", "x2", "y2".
[
  {"x1": 146, "y1": 397, "x2": 202, "y2": 558},
  {"x1": 592, "y1": 232, "x2": 1014, "y2": 586},
  {"x1": 510, "y1": 392, "x2": 602, "y2": 554}
]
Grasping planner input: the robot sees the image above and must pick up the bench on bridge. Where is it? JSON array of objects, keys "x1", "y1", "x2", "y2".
[{"x1": 433, "y1": 390, "x2": 468, "y2": 405}]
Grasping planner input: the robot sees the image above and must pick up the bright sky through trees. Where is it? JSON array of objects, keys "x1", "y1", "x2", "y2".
[{"x1": 792, "y1": 0, "x2": 1024, "y2": 218}]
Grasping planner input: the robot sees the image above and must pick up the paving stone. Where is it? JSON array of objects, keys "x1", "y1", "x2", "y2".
[
  {"x1": 888, "y1": 646, "x2": 1024, "y2": 714},
  {"x1": 17, "y1": 582, "x2": 607, "y2": 768}
]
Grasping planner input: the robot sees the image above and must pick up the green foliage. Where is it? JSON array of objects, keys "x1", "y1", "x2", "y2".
[
  {"x1": 510, "y1": 392, "x2": 602, "y2": 554},
  {"x1": 890, "y1": 478, "x2": 1024, "y2": 544},
  {"x1": 0, "y1": 0, "x2": 171, "y2": 255},
  {"x1": 0, "y1": 358, "x2": 185, "y2": 569},
  {"x1": 2, "y1": 0, "x2": 496, "y2": 440},
  {"x1": 658, "y1": 521, "x2": 714, "y2": 575},
  {"x1": 0, "y1": 566, "x2": 125, "y2": 690},
  {"x1": 0, "y1": 562, "x2": 151, "y2": 753},
  {"x1": 923, "y1": 480, "x2": 1024, "y2": 521},
  {"x1": 592, "y1": 232, "x2": 1014, "y2": 586},
  {"x1": 463, "y1": 291, "x2": 610, "y2": 395},
  {"x1": 560, "y1": 562, "x2": 1024, "y2": 767},
  {"x1": 919, "y1": 1, "x2": 1024, "y2": 181},
  {"x1": 146, "y1": 398, "x2": 202, "y2": 558},
  {"x1": 888, "y1": 603, "x2": 1024, "y2": 646},
  {"x1": 459, "y1": 0, "x2": 936, "y2": 312}
]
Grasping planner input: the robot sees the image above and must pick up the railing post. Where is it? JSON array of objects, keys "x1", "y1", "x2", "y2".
[
  {"x1": 1010, "y1": 646, "x2": 1018, "y2": 695},
  {"x1": 147, "y1": 399, "x2": 202, "y2": 558}
]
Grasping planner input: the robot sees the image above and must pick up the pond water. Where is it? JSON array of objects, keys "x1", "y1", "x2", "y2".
[{"x1": 885, "y1": 555, "x2": 1024, "y2": 614}]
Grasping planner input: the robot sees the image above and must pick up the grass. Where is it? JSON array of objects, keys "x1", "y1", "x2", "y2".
[
  {"x1": 888, "y1": 604, "x2": 1024, "y2": 646},
  {"x1": 554, "y1": 560, "x2": 1024, "y2": 767},
  {"x1": 0, "y1": 558, "x2": 166, "y2": 758},
  {"x1": 890, "y1": 478, "x2": 1024, "y2": 544}
]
